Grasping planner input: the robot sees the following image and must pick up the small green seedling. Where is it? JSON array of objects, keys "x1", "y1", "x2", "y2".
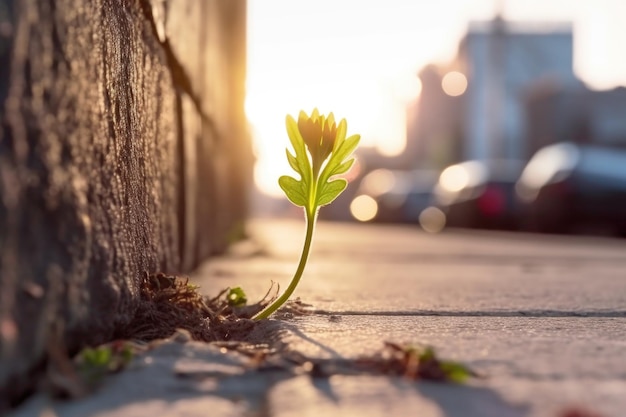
[
  {"x1": 252, "y1": 109, "x2": 360, "y2": 320},
  {"x1": 383, "y1": 342, "x2": 475, "y2": 383},
  {"x1": 227, "y1": 286, "x2": 248, "y2": 307},
  {"x1": 76, "y1": 342, "x2": 134, "y2": 386}
]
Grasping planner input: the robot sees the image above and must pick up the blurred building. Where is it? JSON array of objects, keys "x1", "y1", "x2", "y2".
[
  {"x1": 463, "y1": 17, "x2": 580, "y2": 160},
  {"x1": 406, "y1": 64, "x2": 465, "y2": 169},
  {"x1": 407, "y1": 16, "x2": 582, "y2": 167},
  {"x1": 525, "y1": 83, "x2": 626, "y2": 156}
]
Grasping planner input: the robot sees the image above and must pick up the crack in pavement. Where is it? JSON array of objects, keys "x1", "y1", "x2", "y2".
[{"x1": 311, "y1": 309, "x2": 626, "y2": 318}]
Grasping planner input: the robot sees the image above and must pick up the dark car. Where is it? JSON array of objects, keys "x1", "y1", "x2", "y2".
[
  {"x1": 515, "y1": 142, "x2": 626, "y2": 235},
  {"x1": 428, "y1": 159, "x2": 525, "y2": 230},
  {"x1": 350, "y1": 169, "x2": 439, "y2": 223}
]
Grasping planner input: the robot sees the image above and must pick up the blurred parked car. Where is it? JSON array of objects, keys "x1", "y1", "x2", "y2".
[
  {"x1": 350, "y1": 169, "x2": 439, "y2": 223},
  {"x1": 515, "y1": 142, "x2": 626, "y2": 235},
  {"x1": 426, "y1": 159, "x2": 525, "y2": 230}
]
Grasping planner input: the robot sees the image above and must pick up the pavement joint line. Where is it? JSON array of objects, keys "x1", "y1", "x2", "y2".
[
  {"x1": 311, "y1": 309, "x2": 626, "y2": 318},
  {"x1": 273, "y1": 253, "x2": 626, "y2": 265}
]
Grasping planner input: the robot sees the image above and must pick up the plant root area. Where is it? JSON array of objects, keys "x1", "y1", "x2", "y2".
[
  {"x1": 33, "y1": 272, "x2": 476, "y2": 408},
  {"x1": 113, "y1": 272, "x2": 268, "y2": 343}
]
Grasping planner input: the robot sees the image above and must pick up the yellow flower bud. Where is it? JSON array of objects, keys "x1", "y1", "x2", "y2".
[{"x1": 297, "y1": 109, "x2": 338, "y2": 176}]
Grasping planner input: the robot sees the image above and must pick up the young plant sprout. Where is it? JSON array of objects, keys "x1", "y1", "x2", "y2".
[{"x1": 252, "y1": 109, "x2": 360, "y2": 320}]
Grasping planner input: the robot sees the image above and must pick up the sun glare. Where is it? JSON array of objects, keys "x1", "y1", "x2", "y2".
[
  {"x1": 245, "y1": 1, "x2": 459, "y2": 196},
  {"x1": 247, "y1": 0, "x2": 626, "y2": 197}
]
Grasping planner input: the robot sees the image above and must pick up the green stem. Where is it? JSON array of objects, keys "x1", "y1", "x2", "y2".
[{"x1": 252, "y1": 209, "x2": 317, "y2": 320}]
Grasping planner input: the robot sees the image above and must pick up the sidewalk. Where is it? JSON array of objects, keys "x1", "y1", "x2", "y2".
[{"x1": 12, "y1": 219, "x2": 626, "y2": 417}]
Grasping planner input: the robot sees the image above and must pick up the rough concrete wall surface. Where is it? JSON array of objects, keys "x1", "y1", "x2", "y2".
[{"x1": 0, "y1": 0, "x2": 250, "y2": 407}]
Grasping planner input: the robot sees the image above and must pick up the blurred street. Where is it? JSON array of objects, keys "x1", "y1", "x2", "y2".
[{"x1": 203, "y1": 219, "x2": 626, "y2": 314}]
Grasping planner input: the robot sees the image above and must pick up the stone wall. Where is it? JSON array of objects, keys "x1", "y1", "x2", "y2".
[{"x1": 0, "y1": 0, "x2": 251, "y2": 406}]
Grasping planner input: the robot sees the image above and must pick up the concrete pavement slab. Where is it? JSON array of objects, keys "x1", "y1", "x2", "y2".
[
  {"x1": 275, "y1": 315, "x2": 626, "y2": 417},
  {"x1": 10, "y1": 333, "x2": 278, "y2": 417},
  {"x1": 268, "y1": 375, "x2": 528, "y2": 417},
  {"x1": 198, "y1": 219, "x2": 626, "y2": 417}
]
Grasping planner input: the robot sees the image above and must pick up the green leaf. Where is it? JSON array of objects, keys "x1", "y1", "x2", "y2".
[
  {"x1": 286, "y1": 150, "x2": 299, "y2": 173},
  {"x1": 120, "y1": 346, "x2": 134, "y2": 365},
  {"x1": 279, "y1": 175, "x2": 307, "y2": 207},
  {"x1": 319, "y1": 134, "x2": 360, "y2": 186},
  {"x1": 285, "y1": 115, "x2": 312, "y2": 187},
  {"x1": 227, "y1": 286, "x2": 248, "y2": 307},
  {"x1": 83, "y1": 346, "x2": 112, "y2": 367},
  {"x1": 440, "y1": 361, "x2": 472, "y2": 383},
  {"x1": 331, "y1": 158, "x2": 355, "y2": 176},
  {"x1": 332, "y1": 134, "x2": 360, "y2": 166},
  {"x1": 419, "y1": 347, "x2": 435, "y2": 361},
  {"x1": 285, "y1": 115, "x2": 306, "y2": 158},
  {"x1": 317, "y1": 179, "x2": 347, "y2": 206},
  {"x1": 333, "y1": 119, "x2": 347, "y2": 152}
]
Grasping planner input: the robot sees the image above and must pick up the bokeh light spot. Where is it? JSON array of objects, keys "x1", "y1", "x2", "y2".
[
  {"x1": 360, "y1": 169, "x2": 396, "y2": 197},
  {"x1": 439, "y1": 165, "x2": 469, "y2": 192},
  {"x1": 441, "y1": 71, "x2": 468, "y2": 97},
  {"x1": 419, "y1": 206, "x2": 446, "y2": 233},
  {"x1": 350, "y1": 195, "x2": 378, "y2": 222}
]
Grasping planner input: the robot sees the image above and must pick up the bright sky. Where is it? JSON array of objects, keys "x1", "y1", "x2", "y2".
[{"x1": 246, "y1": 0, "x2": 626, "y2": 196}]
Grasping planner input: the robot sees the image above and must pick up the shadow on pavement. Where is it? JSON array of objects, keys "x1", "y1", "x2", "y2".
[
  {"x1": 277, "y1": 321, "x2": 345, "y2": 359},
  {"x1": 412, "y1": 380, "x2": 529, "y2": 417}
]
